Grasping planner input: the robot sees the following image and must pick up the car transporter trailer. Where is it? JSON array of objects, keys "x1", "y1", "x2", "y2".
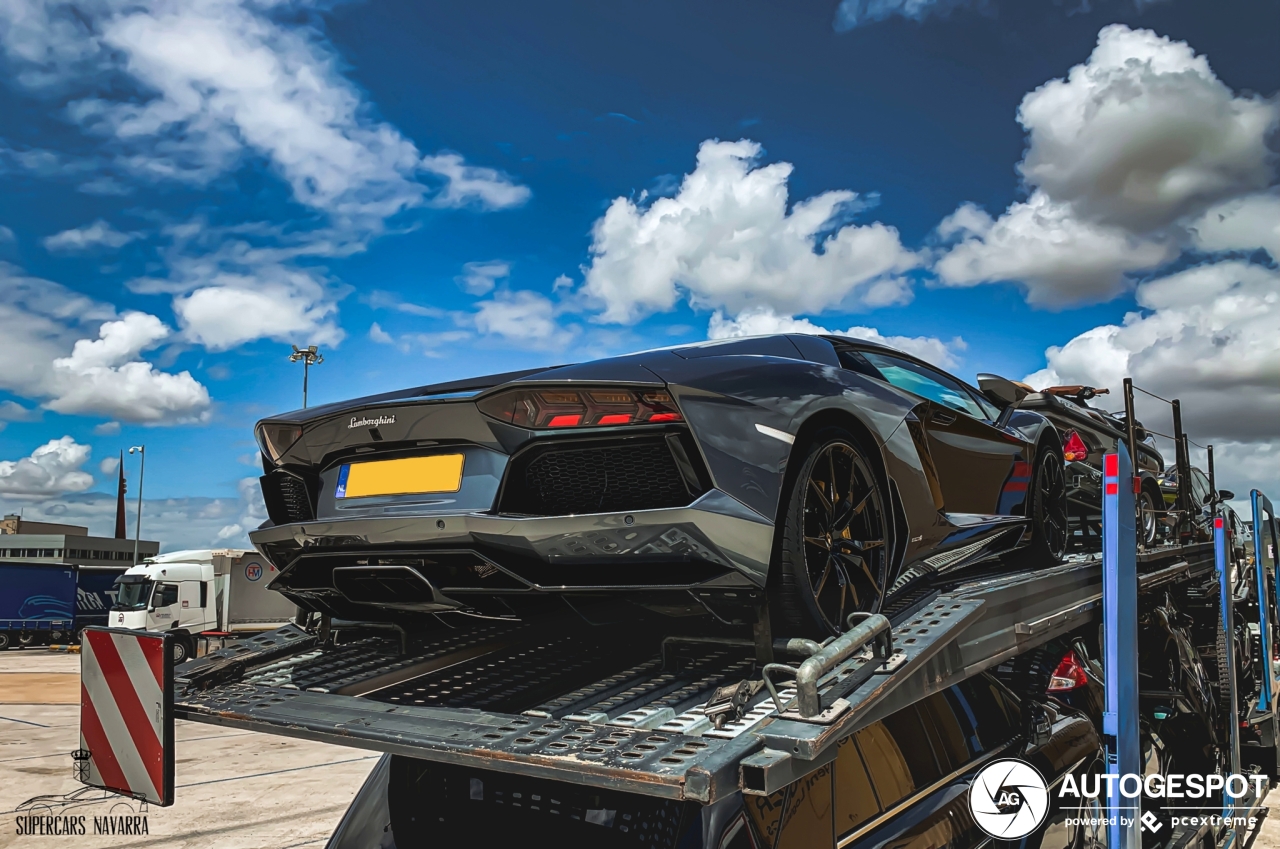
[{"x1": 69, "y1": 396, "x2": 1279, "y2": 849}]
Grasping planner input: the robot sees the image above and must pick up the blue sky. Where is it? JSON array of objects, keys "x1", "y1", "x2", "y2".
[{"x1": 0, "y1": 0, "x2": 1276, "y2": 548}]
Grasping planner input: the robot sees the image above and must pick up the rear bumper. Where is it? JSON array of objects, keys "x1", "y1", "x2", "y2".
[{"x1": 250, "y1": 489, "x2": 776, "y2": 593}]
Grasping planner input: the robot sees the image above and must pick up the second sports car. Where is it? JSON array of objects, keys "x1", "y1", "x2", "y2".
[{"x1": 251, "y1": 334, "x2": 1068, "y2": 636}]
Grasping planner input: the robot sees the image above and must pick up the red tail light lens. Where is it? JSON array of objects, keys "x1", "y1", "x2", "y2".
[
  {"x1": 477, "y1": 387, "x2": 683, "y2": 429},
  {"x1": 1047, "y1": 650, "x2": 1089, "y2": 692},
  {"x1": 1063, "y1": 431, "x2": 1089, "y2": 462}
]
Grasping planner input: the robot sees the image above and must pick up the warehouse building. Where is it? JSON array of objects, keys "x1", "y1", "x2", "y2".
[{"x1": 0, "y1": 515, "x2": 158, "y2": 566}]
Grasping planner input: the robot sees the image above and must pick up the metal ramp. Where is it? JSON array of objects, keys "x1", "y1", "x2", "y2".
[{"x1": 170, "y1": 540, "x2": 1205, "y2": 804}]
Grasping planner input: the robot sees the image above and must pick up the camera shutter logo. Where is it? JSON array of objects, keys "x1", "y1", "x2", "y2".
[{"x1": 969, "y1": 759, "x2": 1050, "y2": 839}]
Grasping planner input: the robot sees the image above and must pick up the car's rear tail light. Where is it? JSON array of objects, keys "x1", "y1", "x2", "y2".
[
  {"x1": 256, "y1": 423, "x2": 303, "y2": 463},
  {"x1": 1063, "y1": 431, "x2": 1089, "y2": 462},
  {"x1": 477, "y1": 387, "x2": 683, "y2": 429},
  {"x1": 1047, "y1": 650, "x2": 1089, "y2": 692}
]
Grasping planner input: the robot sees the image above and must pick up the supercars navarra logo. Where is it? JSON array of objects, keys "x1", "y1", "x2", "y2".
[{"x1": 349, "y1": 415, "x2": 395, "y2": 429}]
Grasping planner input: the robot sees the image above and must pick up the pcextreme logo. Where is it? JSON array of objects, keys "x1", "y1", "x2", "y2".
[{"x1": 969, "y1": 759, "x2": 1050, "y2": 839}]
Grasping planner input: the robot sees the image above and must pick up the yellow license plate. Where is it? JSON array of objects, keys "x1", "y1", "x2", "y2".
[{"x1": 336, "y1": 455, "x2": 464, "y2": 498}]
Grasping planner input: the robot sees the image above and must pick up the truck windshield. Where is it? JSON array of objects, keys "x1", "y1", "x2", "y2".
[{"x1": 112, "y1": 577, "x2": 153, "y2": 610}]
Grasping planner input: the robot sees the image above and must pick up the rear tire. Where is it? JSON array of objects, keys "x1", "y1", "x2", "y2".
[
  {"x1": 0, "y1": 632, "x2": 9, "y2": 650},
  {"x1": 771, "y1": 428, "x2": 890, "y2": 638},
  {"x1": 1137, "y1": 479, "x2": 1163, "y2": 548},
  {"x1": 1010, "y1": 445, "x2": 1068, "y2": 568},
  {"x1": 171, "y1": 635, "x2": 193, "y2": 665}
]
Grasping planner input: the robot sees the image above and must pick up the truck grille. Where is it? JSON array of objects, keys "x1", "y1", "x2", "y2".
[
  {"x1": 260, "y1": 470, "x2": 316, "y2": 525},
  {"x1": 499, "y1": 436, "x2": 703, "y2": 516}
]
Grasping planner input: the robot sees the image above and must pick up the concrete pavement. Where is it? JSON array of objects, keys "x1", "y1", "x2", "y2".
[{"x1": 0, "y1": 649, "x2": 377, "y2": 849}]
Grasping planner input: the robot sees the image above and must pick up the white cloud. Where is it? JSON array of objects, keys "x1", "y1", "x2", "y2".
[
  {"x1": 456, "y1": 260, "x2": 510, "y2": 296},
  {"x1": 47, "y1": 312, "x2": 211, "y2": 423},
  {"x1": 0, "y1": 400, "x2": 40, "y2": 421},
  {"x1": 0, "y1": 436, "x2": 94, "y2": 499},
  {"x1": 93, "y1": 421, "x2": 121, "y2": 435},
  {"x1": 174, "y1": 272, "x2": 344, "y2": 351},
  {"x1": 1189, "y1": 192, "x2": 1280, "y2": 262},
  {"x1": 0, "y1": 225, "x2": 14, "y2": 242},
  {"x1": 42, "y1": 219, "x2": 138, "y2": 252},
  {"x1": 0, "y1": 0, "x2": 532, "y2": 357},
  {"x1": 474, "y1": 290, "x2": 576, "y2": 350},
  {"x1": 834, "y1": 0, "x2": 975, "y2": 31},
  {"x1": 707, "y1": 306, "x2": 963, "y2": 369},
  {"x1": 99, "y1": 455, "x2": 120, "y2": 474},
  {"x1": 364, "y1": 289, "x2": 446, "y2": 318},
  {"x1": 368, "y1": 322, "x2": 393, "y2": 345},
  {"x1": 1017, "y1": 25, "x2": 1276, "y2": 234},
  {"x1": 0, "y1": 261, "x2": 117, "y2": 400},
  {"x1": 126, "y1": 221, "x2": 350, "y2": 350},
  {"x1": 934, "y1": 25, "x2": 1279, "y2": 306},
  {"x1": 1023, "y1": 261, "x2": 1280, "y2": 504},
  {"x1": 422, "y1": 153, "x2": 532, "y2": 210},
  {"x1": 582, "y1": 139, "x2": 918, "y2": 324},
  {"x1": 0, "y1": 2, "x2": 532, "y2": 217},
  {"x1": 935, "y1": 192, "x2": 1175, "y2": 305}
]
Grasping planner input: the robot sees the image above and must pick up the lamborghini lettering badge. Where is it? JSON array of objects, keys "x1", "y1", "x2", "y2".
[{"x1": 349, "y1": 415, "x2": 395, "y2": 429}]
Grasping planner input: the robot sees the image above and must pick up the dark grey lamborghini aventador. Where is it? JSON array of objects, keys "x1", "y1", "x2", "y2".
[{"x1": 251, "y1": 333, "x2": 1067, "y2": 636}]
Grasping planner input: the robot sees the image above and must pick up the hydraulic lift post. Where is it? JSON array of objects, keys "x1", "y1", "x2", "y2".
[
  {"x1": 1253, "y1": 491, "x2": 1280, "y2": 719},
  {"x1": 1216, "y1": 508, "x2": 1242, "y2": 846},
  {"x1": 1103, "y1": 444, "x2": 1141, "y2": 849},
  {"x1": 1249, "y1": 491, "x2": 1280, "y2": 784}
]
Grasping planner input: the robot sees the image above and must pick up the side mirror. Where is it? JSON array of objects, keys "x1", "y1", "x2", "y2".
[
  {"x1": 977, "y1": 374, "x2": 1029, "y2": 407},
  {"x1": 1218, "y1": 489, "x2": 1235, "y2": 502}
]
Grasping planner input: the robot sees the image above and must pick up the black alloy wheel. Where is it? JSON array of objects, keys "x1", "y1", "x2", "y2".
[
  {"x1": 774, "y1": 429, "x2": 889, "y2": 637},
  {"x1": 1012, "y1": 447, "x2": 1068, "y2": 567}
]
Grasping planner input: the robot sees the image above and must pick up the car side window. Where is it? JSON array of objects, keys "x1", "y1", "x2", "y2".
[
  {"x1": 1191, "y1": 470, "x2": 1211, "y2": 505},
  {"x1": 836, "y1": 347, "x2": 884, "y2": 380},
  {"x1": 971, "y1": 391, "x2": 1002, "y2": 422},
  {"x1": 860, "y1": 352, "x2": 987, "y2": 420}
]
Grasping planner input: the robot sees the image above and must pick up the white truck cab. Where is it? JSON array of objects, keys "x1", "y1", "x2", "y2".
[{"x1": 110, "y1": 549, "x2": 293, "y2": 663}]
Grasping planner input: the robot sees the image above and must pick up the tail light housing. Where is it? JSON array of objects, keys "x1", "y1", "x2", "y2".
[
  {"x1": 1047, "y1": 650, "x2": 1089, "y2": 692},
  {"x1": 1063, "y1": 431, "x2": 1089, "y2": 462},
  {"x1": 477, "y1": 387, "x2": 683, "y2": 429},
  {"x1": 256, "y1": 423, "x2": 303, "y2": 464}
]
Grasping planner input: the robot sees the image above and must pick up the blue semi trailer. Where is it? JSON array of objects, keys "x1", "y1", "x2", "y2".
[{"x1": 0, "y1": 561, "x2": 128, "y2": 649}]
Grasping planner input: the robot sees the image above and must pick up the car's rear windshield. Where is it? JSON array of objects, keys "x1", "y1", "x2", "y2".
[{"x1": 387, "y1": 756, "x2": 701, "y2": 849}]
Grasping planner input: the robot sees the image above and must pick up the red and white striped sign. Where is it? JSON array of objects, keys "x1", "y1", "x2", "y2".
[{"x1": 79, "y1": 628, "x2": 174, "y2": 806}]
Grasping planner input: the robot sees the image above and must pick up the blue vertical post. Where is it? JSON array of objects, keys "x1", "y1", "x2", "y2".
[
  {"x1": 1103, "y1": 444, "x2": 1140, "y2": 849},
  {"x1": 1216, "y1": 512, "x2": 1240, "y2": 839},
  {"x1": 1251, "y1": 490, "x2": 1275, "y2": 714}
]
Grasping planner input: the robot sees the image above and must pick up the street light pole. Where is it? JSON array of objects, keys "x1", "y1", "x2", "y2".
[
  {"x1": 289, "y1": 345, "x2": 324, "y2": 408},
  {"x1": 128, "y1": 445, "x2": 145, "y2": 564}
]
